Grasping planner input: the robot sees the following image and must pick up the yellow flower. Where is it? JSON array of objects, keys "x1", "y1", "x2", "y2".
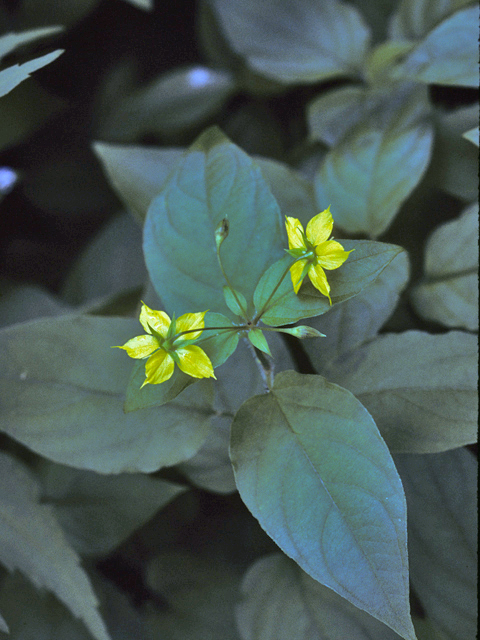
[
  {"x1": 115, "y1": 303, "x2": 216, "y2": 387},
  {"x1": 285, "y1": 207, "x2": 352, "y2": 303}
]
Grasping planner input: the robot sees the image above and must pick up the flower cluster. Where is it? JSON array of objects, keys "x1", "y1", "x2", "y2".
[
  {"x1": 285, "y1": 207, "x2": 352, "y2": 304},
  {"x1": 117, "y1": 208, "x2": 351, "y2": 386},
  {"x1": 115, "y1": 303, "x2": 215, "y2": 387}
]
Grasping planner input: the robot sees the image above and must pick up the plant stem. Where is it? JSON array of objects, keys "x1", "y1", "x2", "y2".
[{"x1": 244, "y1": 336, "x2": 274, "y2": 392}]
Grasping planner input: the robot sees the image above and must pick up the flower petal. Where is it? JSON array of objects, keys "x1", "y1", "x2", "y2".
[
  {"x1": 116, "y1": 335, "x2": 159, "y2": 359},
  {"x1": 315, "y1": 240, "x2": 352, "y2": 270},
  {"x1": 308, "y1": 263, "x2": 331, "y2": 303},
  {"x1": 289, "y1": 258, "x2": 308, "y2": 294},
  {"x1": 175, "y1": 311, "x2": 207, "y2": 341},
  {"x1": 176, "y1": 345, "x2": 216, "y2": 379},
  {"x1": 285, "y1": 217, "x2": 306, "y2": 250},
  {"x1": 306, "y1": 208, "x2": 333, "y2": 246},
  {"x1": 139, "y1": 303, "x2": 171, "y2": 337},
  {"x1": 143, "y1": 349, "x2": 175, "y2": 386}
]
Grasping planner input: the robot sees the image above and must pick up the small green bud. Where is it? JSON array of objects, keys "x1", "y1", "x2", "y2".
[
  {"x1": 215, "y1": 217, "x2": 229, "y2": 249},
  {"x1": 280, "y1": 325, "x2": 326, "y2": 339}
]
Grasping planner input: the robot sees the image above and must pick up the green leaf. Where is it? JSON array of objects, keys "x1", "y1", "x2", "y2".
[
  {"x1": 0, "y1": 49, "x2": 64, "y2": 98},
  {"x1": 395, "y1": 449, "x2": 477, "y2": 640},
  {"x1": 0, "y1": 280, "x2": 68, "y2": 328},
  {"x1": 230, "y1": 370, "x2": 415, "y2": 640},
  {"x1": 254, "y1": 240, "x2": 404, "y2": 326},
  {"x1": 92, "y1": 142, "x2": 184, "y2": 224},
  {"x1": 0, "y1": 315, "x2": 214, "y2": 473},
  {"x1": 237, "y1": 554, "x2": 403, "y2": 640},
  {"x1": 212, "y1": 0, "x2": 370, "y2": 84},
  {"x1": 247, "y1": 328, "x2": 272, "y2": 356},
  {"x1": 39, "y1": 461, "x2": 185, "y2": 556},
  {"x1": 255, "y1": 157, "x2": 317, "y2": 225},
  {"x1": 178, "y1": 333, "x2": 295, "y2": 494},
  {"x1": 124, "y1": 311, "x2": 237, "y2": 411},
  {"x1": 223, "y1": 286, "x2": 247, "y2": 318},
  {"x1": 429, "y1": 104, "x2": 479, "y2": 202},
  {"x1": 315, "y1": 83, "x2": 433, "y2": 237},
  {"x1": 304, "y1": 250, "x2": 409, "y2": 373},
  {"x1": 0, "y1": 572, "x2": 93, "y2": 639},
  {"x1": 324, "y1": 331, "x2": 478, "y2": 453},
  {"x1": 61, "y1": 213, "x2": 147, "y2": 306},
  {"x1": 0, "y1": 27, "x2": 62, "y2": 60},
  {"x1": 145, "y1": 552, "x2": 241, "y2": 640},
  {"x1": 390, "y1": 7, "x2": 478, "y2": 86},
  {"x1": 143, "y1": 126, "x2": 285, "y2": 316},
  {"x1": 0, "y1": 612, "x2": 7, "y2": 634},
  {"x1": 411, "y1": 203, "x2": 478, "y2": 331},
  {"x1": 99, "y1": 66, "x2": 235, "y2": 141},
  {"x1": 462, "y1": 126, "x2": 479, "y2": 146},
  {"x1": 389, "y1": 0, "x2": 473, "y2": 40},
  {"x1": 0, "y1": 452, "x2": 110, "y2": 640}
]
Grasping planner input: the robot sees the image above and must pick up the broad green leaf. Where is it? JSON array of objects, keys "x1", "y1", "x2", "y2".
[
  {"x1": 0, "y1": 572, "x2": 92, "y2": 639},
  {"x1": 324, "y1": 331, "x2": 478, "y2": 453},
  {"x1": 364, "y1": 41, "x2": 415, "y2": 83},
  {"x1": 429, "y1": 104, "x2": 479, "y2": 201},
  {"x1": 145, "y1": 552, "x2": 241, "y2": 640},
  {"x1": 237, "y1": 554, "x2": 403, "y2": 640},
  {"x1": 39, "y1": 461, "x2": 185, "y2": 556},
  {"x1": 304, "y1": 251, "x2": 409, "y2": 373},
  {"x1": 0, "y1": 453, "x2": 110, "y2": 640},
  {"x1": 255, "y1": 157, "x2": 317, "y2": 224},
  {"x1": 315, "y1": 83, "x2": 433, "y2": 237},
  {"x1": 0, "y1": 280, "x2": 67, "y2": 328},
  {"x1": 92, "y1": 142, "x2": 184, "y2": 224},
  {"x1": 124, "y1": 311, "x2": 238, "y2": 411},
  {"x1": 462, "y1": 126, "x2": 479, "y2": 146},
  {"x1": 308, "y1": 85, "x2": 369, "y2": 147},
  {"x1": 99, "y1": 66, "x2": 235, "y2": 141},
  {"x1": 0, "y1": 49, "x2": 64, "y2": 98},
  {"x1": 411, "y1": 203, "x2": 478, "y2": 330},
  {"x1": 395, "y1": 449, "x2": 477, "y2": 640},
  {"x1": 230, "y1": 370, "x2": 415, "y2": 640},
  {"x1": 143, "y1": 127, "x2": 285, "y2": 316},
  {"x1": 389, "y1": 0, "x2": 473, "y2": 40},
  {"x1": 0, "y1": 316, "x2": 214, "y2": 473},
  {"x1": 212, "y1": 0, "x2": 370, "y2": 84},
  {"x1": 390, "y1": 7, "x2": 478, "y2": 86},
  {"x1": 254, "y1": 241, "x2": 404, "y2": 326},
  {"x1": 0, "y1": 26, "x2": 62, "y2": 60},
  {"x1": 61, "y1": 213, "x2": 147, "y2": 306},
  {"x1": 223, "y1": 286, "x2": 247, "y2": 318}
]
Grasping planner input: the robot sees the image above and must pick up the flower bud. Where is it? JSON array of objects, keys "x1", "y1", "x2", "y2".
[
  {"x1": 280, "y1": 325, "x2": 326, "y2": 339},
  {"x1": 215, "y1": 217, "x2": 229, "y2": 249}
]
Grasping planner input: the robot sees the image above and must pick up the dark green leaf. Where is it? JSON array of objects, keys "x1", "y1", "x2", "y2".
[
  {"x1": 315, "y1": 83, "x2": 433, "y2": 237},
  {"x1": 237, "y1": 554, "x2": 403, "y2": 639},
  {"x1": 395, "y1": 449, "x2": 477, "y2": 640},
  {"x1": 0, "y1": 316, "x2": 214, "y2": 472},
  {"x1": 0, "y1": 453, "x2": 110, "y2": 640},
  {"x1": 254, "y1": 241, "x2": 404, "y2": 326},
  {"x1": 0, "y1": 49, "x2": 64, "y2": 98},
  {"x1": 230, "y1": 370, "x2": 415, "y2": 640},
  {"x1": 212, "y1": 0, "x2": 370, "y2": 84},
  {"x1": 411, "y1": 203, "x2": 478, "y2": 331},
  {"x1": 39, "y1": 461, "x2": 185, "y2": 556},
  {"x1": 143, "y1": 126, "x2": 285, "y2": 316},
  {"x1": 324, "y1": 331, "x2": 478, "y2": 453},
  {"x1": 99, "y1": 66, "x2": 235, "y2": 141},
  {"x1": 390, "y1": 7, "x2": 478, "y2": 86},
  {"x1": 223, "y1": 286, "x2": 247, "y2": 318},
  {"x1": 304, "y1": 251, "x2": 409, "y2": 373},
  {"x1": 0, "y1": 280, "x2": 68, "y2": 329},
  {"x1": 92, "y1": 142, "x2": 184, "y2": 224}
]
